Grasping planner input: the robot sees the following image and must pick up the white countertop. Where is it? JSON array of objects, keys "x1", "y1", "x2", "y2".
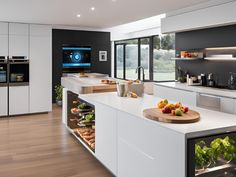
[
  {"x1": 80, "y1": 92, "x2": 236, "y2": 138},
  {"x1": 155, "y1": 82, "x2": 236, "y2": 99}
]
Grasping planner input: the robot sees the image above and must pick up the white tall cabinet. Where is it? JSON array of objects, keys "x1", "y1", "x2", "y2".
[
  {"x1": 8, "y1": 23, "x2": 30, "y2": 115},
  {"x1": 0, "y1": 22, "x2": 52, "y2": 116},
  {"x1": 29, "y1": 24, "x2": 52, "y2": 113}
]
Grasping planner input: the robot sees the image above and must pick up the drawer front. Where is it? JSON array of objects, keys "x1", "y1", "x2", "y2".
[{"x1": 197, "y1": 93, "x2": 221, "y2": 111}]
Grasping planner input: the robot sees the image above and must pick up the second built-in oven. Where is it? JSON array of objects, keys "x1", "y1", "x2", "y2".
[{"x1": 9, "y1": 57, "x2": 29, "y2": 86}]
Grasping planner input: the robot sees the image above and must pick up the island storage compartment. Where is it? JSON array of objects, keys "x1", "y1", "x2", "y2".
[
  {"x1": 67, "y1": 91, "x2": 95, "y2": 152},
  {"x1": 187, "y1": 132, "x2": 236, "y2": 177}
]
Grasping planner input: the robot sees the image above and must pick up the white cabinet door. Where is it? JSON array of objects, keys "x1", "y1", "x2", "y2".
[
  {"x1": 9, "y1": 23, "x2": 29, "y2": 58},
  {"x1": 0, "y1": 22, "x2": 8, "y2": 57},
  {"x1": 154, "y1": 85, "x2": 196, "y2": 106},
  {"x1": 9, "y1": 86, "x2": 29, "y2": 115},
  {"x1": 29, "y1": 24, "x2": 52, "y2": 113},
  {"x1": 221, "y1": 97, "x2": 235, "y2": 114},
  {"x1": 94, "y1": 102, "x2": 117, "y2": 175},
  {"x1": 0, "y1": 87, "x2": 8, "y2": 116},
  {"x1": 117, "y1": 111, "x2": 186, "y2": 177}
]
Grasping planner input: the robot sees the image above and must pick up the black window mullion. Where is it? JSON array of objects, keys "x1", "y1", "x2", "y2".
[
  {"x1": 149, "y1": 36, "x2": 154, "y2": 81},
  {"x1": 138, "y1": 38, "x2": 141, "y2": 80},
  {"x1": 114, "y1": 44, "x2": 117, "y2": 78},
  {"x1": 123, "y1": 44, "x2": 126, "y2": 80}
]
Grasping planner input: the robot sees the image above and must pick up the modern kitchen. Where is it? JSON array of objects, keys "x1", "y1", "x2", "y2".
[{"x1": 1, "y1": 0, "x2": 236, "y2": 177}]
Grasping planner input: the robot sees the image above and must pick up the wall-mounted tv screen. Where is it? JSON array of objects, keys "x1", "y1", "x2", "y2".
[{"x1": 62, "y1": 46, "x2": 91, "y2": 68}]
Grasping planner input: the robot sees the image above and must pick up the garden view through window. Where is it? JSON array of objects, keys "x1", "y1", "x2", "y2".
[{"x1": 115, "y1": 34, "x2": 175, "y2": 81}]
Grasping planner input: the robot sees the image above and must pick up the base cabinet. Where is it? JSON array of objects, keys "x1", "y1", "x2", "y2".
[
  {"x1": 9, "y1": 86, "x2": 29, "y2": 115},
  {"x1": 117, "y1": 110, "x2": 186, "y2": 177},
  {"x1": 94, "y1": 102, "x2": 117, "y2": 176},
  {"x1": 0, "y1": 87, "x2": 8, "y2": 116},
  {"x1": 154, "y1": 85, "x2": 196, "y2": 106}
]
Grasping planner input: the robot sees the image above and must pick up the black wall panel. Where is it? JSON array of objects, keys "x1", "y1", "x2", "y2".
[{"x1": 52, "y1": 29, "x2": 111, "y2": 102}]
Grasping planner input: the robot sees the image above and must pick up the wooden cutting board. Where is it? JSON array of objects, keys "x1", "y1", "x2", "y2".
[{"x1": 143, "y1": 108, "x2": 200, "y2": 123}]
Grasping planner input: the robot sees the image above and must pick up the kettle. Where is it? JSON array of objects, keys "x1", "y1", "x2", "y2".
[{"x1": 228, "y1": 72, "x2": 236, "y2": 90}]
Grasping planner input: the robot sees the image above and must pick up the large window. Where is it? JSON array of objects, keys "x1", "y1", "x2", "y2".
[
  {"x1": 153, "y1": 34, "x2": 175, "y2": 81},
  {"x1": 115, "y1": 34, "x2": 175, "y2": 81}
]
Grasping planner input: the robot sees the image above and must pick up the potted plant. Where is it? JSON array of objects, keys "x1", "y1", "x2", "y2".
[{"x1": 55, "y1": 84, "x2": 63, "y2": 106}]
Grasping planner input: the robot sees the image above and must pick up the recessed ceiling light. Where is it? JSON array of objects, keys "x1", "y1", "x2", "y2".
[
  {"x1": 112, "y1": 0, "x2": 117, "y2": 2},
  {"x1": 76, "y1": 14, "x2": 81, "y2": 18},
  {"x1": 91, "y1": 7, "x2": 95, "y2": 11}
]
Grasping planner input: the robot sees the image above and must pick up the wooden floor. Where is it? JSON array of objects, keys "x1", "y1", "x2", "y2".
[{"x1": 0, "y1": 106, "x2": 114, "y2": 177}]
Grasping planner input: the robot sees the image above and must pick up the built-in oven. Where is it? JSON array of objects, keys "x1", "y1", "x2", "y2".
[
  {"x1": 0, "y1": 56, "x2": 8, "y2": 86},
  {"x1": 9, "y1": 57, "x2": 29, "y2": 86},
  {"x1": 188, "y1": 132, "x2": 236, "y2": 177}
]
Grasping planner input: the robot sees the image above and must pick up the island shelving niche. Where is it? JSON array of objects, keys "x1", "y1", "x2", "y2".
[
  {"x1": 188, "y1": 132, "x2": 236, "y2": 177},
  {"x1": 67, "y1": 91, "x2": 95, "y2": 153}
]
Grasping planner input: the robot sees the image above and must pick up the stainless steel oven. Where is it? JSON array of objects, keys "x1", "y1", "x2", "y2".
[
  {"x1": 9, "y1": 57, "x2": 29, "y2": 86},
  {"x1": 187, "y1": 132, "x2": 236, "y2": 177},
  {"x1": 0, "y1": 57, "x2": 8, "y2": 86}
]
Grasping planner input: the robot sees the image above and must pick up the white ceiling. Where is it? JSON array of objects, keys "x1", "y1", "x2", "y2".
[{"x1": 0, "y1": 0, "x2": 210, "y2": 28}]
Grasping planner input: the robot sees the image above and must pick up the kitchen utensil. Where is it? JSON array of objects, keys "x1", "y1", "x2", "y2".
[
  {"x1": 228, "y1": 72, "x2": 236, "y2": 90},
  {"x1": 16, "y1": 74, "x2": 24, "y2": 82},
  {"x1": 117, "y1": 83, "x2": 128, "y2": 97},
  {"x1": 143, "y1": 108, "x2": 200, "y2": 123},
  {"x1": 10, "y1": 73, "x2": 17, "y2": 82},
  {"x1": 200, "y1": 74, "x2": 207, "y2": 86},
  {"x1": 207, "y1": 73, "x2": 215, "y2": 87}
]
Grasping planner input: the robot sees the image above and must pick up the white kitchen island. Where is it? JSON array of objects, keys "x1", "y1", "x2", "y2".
[{"x1": 72, "y1": 92, "x2": 236, "y2": 177}]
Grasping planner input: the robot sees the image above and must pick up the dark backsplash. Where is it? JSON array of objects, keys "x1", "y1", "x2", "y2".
[{"x1": 175, "y1": 24, "x2": 236, "y2": 86}]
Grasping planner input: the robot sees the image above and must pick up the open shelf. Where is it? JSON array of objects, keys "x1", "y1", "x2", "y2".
[
  {"x1": 67, "y1": 127, "x2": 95, "y2": 155},
  {"x1": 196, "y1": 163, "x2": 236, "y2": 176},
  {"x1": 204, "y1": 57, "x2": 236, "y2": 61},
  {"x1": 171, "y1": 57, "x2": 203, "y2": 61}
]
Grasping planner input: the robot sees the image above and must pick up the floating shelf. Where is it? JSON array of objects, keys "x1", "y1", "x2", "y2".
[
  {"x1": 171, "y1": 57, "x2": 203, "y2": 61},
  {"x1": 204, "y1": 57, "x2": 236, "y2": 61}
]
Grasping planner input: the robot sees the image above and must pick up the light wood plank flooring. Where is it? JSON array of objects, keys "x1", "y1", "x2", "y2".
[{"x1": 0, "y1": 106, "x2": 114, "y2": 177}]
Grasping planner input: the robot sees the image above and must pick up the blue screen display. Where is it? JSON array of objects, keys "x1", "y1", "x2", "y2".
[{"x1": 62, "y1": 47, "x2": 91, "y2": 68}]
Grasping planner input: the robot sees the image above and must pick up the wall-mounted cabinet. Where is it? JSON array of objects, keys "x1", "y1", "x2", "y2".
[
  {"x1": 9, "y1": 23, "x2": 29, "y2": 58},
  {"x1": 0, "y1": 22, "x2": 8, "y2": 57}
]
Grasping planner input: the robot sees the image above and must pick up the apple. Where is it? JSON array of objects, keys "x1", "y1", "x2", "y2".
[
  {"x1": 175, "y1": 108, "x2": 183, "y2": 116},
  {"x1": 175, "y1": 102, "x2": 182, "y2": 108}
]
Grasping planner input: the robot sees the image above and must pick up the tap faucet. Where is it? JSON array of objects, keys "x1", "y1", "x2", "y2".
[{"x1": 135, "y1": 66, "x2": 145, "y2": 81}]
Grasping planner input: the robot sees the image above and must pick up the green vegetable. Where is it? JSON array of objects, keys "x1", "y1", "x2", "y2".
[
  {"x1": 85, "y1": 113, "x2": 95, "y2": 121},
  {"x1": 78, "y1": 103, "x2": 89, "y2": 109},
  {"x1": 195, "y1": 136, "x2": 236, "y2": 170}
]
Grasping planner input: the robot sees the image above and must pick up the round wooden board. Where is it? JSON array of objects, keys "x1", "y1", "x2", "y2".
[{"x1": 143, "y1": 108, "x2": 200, "y2": 124}]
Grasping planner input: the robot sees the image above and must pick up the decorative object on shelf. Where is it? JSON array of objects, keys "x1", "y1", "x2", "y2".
[
  {"x1": 55, "y1": 84, "x2": 63, "y2": 106},
  {"x1": 99, "y1": 51, "x2": 107, "y2": 61}
]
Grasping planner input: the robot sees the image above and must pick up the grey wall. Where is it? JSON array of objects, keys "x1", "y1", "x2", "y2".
[
  {"x1": 175, "y1": 24, "x2": 236, "y2": 86},
  {"x1": 52, "y1": 29, "x2": 111, "y2": 102}
]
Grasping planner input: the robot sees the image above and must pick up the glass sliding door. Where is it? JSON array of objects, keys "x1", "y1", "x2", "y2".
[
  {"x1": 153, "y1": 34, "x2": 175, "y2": 81},
  {"x1": 115, "y1": 44, "x2": 124, "y2": 79},
  {"x1": 125, "y1": 39, "x2": 138, "y2": 80},
  {"x1": 140, "y1": 38, "x2": 150, "y2": 80}
]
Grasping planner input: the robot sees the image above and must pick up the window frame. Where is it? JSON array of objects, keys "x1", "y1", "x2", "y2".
[{"x1": 114, "y1": 35, "x2": 175, "y2": 82}]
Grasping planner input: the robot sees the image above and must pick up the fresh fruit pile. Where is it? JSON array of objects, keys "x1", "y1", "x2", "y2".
[{"x1": 157, "y1": 99, "x2": 189, "y2": 116}]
